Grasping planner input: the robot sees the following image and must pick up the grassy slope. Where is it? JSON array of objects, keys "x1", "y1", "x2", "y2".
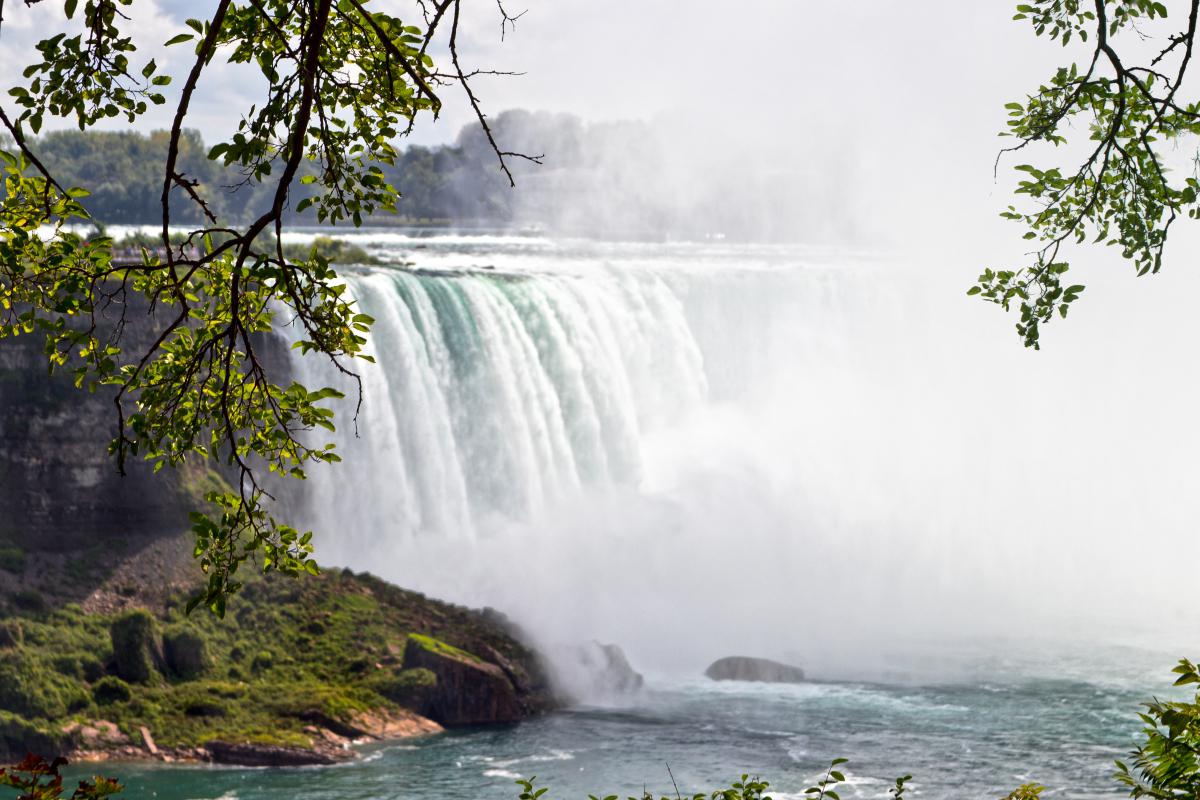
[{"x1": 0, "y1": 566, "x2": 547, "y2": 760}]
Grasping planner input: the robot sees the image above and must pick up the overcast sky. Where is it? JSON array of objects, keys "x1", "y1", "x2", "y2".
[
  {"x1": 0, "y1": 1, "x2": 1092, "y2": 251},
  {"x1": 0, "y1": 2, "x2": 1054, "y2": 140}
]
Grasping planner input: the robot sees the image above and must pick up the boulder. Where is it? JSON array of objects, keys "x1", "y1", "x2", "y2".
[
  {"x1": 402, "y1": 634, "x2": 521, "y2": 726},
  {"x1": 704, "y1": 656, "x2": 805, "y2": 684},
  {"x1": 110, "y1": 610, "x2": 164, "y2": 683},
  {"x1": 205, "y1": 740, "x2": 354, "y2": 767}
]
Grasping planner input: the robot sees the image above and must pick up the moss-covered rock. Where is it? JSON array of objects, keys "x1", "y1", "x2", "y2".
[
  {"x1": 92, "y1": 676, "x2": 133, "y2": 705},
  {"x1": 363, "y1": 667, "x2": 437, "y2": 713},
  {"x1": 163, "y1": 626, "x2": 208, "y2": 680},
  {"x1": 403, "y1": 635, "x2": 522, "y2": 726},
  {"x1": 110, "y1": 609, "x2": 162, "y2": 683}
]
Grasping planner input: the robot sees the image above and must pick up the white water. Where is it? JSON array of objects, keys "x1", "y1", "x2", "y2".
[{"x1": 289, "y1": 233, "x2": 1200, "y2": 677}]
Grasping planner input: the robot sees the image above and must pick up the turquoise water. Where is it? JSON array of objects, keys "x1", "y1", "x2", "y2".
[{"x1": 69, "y1": 647, "x2": 1175, "y2": 800}]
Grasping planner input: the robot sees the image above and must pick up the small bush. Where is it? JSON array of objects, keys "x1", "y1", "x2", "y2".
[
  {"x1": 50, "y1": 654, "x2": 85, "y2": 680},
  {"x1": 163, "y1": 626, "x2": 208, "y2": 680},
  {"x1": 183, "y1": 701, "x2": 226, "y2": 718},
  {"x1": 91, "y1": 676, "x2": 132, "y2": 706},
  {"x1": 0, "y1": 620, "x2": 23, "y2": 648},
  {"x1": 80, "y1": 656, "x2": 106, "y2": 683},
  {"x1": 0, "y1": 542, "x2": 25, "y2": 574},
  {"x1": 250, "y1": 650, "x2": 274, "y2": 673}
]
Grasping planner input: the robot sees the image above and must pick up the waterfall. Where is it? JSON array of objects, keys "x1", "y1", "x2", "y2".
[
  {"x1": 287, "y1": 237, "x2": 1200, "y2": 673},
  {"x1": 291, "y1": 262, "x2": 708, "y2": 557}
]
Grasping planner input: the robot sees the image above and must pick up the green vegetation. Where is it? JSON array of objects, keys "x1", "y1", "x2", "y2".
[
  {"x1": 278, "y1": 236, "x2": 382, "y2": 266},
  {"x1": 973, "y1": 0, "x2": 1200, "y2": 347},
  {"x1": 23, "y1": 120, "x2": 537, "y2": 227},
  {"x1": 108, "y1": 611, "x2": 159, "y2": 684},
  {"x1": 0, "y1": 541, "x2": 25, "y2": 575},
  {"x1": 0, "y1": 0, "x2": 533, "y2": 614},
  {"x1": 0, "y1": 567, "x2": 544, "y2": 760},
  {"x1": 408, "y1": 632, "x2": 483, "y2": 663}
]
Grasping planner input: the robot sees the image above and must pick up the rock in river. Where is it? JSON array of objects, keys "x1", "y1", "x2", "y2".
[{"x1": 704, "y1": 656, "x2": 805, "y2": 684}]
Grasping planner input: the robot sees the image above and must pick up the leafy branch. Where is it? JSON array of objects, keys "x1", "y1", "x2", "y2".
[
  {"x1": 0, "y1": 0, "x2": 535, "y2": 615},
  {"x1": 974, "y1": 0, "x2": 1200, "y2": 348}
]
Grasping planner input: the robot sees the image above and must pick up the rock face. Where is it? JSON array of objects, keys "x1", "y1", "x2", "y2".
[
  {"x1": 0, "y1": 303, "x2": 190, "y2": 554},
  {"x1": 704, "y1": 656, "x2": 806, "y2": 684},
  {"x1": 403, "y1": 634, "x2": 524, "y2": 726},
  {"x1": 0, "y1": 304, "x2": 293, "y2": 557}
]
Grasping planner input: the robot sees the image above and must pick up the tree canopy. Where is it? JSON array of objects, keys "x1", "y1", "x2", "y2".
[
  {"x1": 0, "y1": 0, "x2": 532, "y2": 615},
  {"x1": 973, "y1": 0, "x2": 1200, "y2": 348}
]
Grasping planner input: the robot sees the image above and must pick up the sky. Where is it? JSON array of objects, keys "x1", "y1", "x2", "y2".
[
  {"x1": 0, "y1": 2, "x2": 1055, "y2": 148},
  {"x1": 0, "y1": 1, "x2": 1160, "y2": 254}
]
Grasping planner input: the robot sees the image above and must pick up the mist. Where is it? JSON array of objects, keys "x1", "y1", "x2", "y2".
[{"x1": 271, "y1": 3, "x2": 1200, "y2": 681}]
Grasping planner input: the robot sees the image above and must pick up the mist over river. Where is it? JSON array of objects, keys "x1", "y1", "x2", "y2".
[{"x1": 100, "y1": 227, "x2": 1200, "y2": 798}]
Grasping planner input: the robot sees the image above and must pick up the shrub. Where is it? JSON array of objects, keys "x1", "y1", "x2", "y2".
[
  {"x1": 109, "y1": 610, "x2": 160, "y2": 684},
  {"x1": 163, "y1": 626, "x2": 209, "y2": 680},
  {"x1": 250, "y1": 650, "x2": 274, "y2": 673},
  {"x1": 0, "y1": 651, "x2": 81, "y2": 718},
  {"x1": 0, "y1": 542, "x2": 25, "y2": 574},
  {"x1": 91, "y1": 676, "x2": 132, "y2": 706},
  {"x1": 0, "y1": 620, "x2": 23, "y2": 648}
]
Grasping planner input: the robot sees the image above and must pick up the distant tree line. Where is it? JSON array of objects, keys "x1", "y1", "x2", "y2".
[
  {"x1": 12, "y1": 110, "x2": 572, "y2": 227},
  {"x1": 11, "y1": 109, "x2": 837, "y2": 239}
]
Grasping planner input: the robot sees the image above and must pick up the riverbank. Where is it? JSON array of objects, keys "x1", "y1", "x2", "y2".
[{"x1": 0, "y1": 532, "x2": 558, "y2": 767}]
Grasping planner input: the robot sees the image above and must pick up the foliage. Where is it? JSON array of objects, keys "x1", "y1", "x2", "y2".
[
  {"x1": 0, "y1": 0, "x2": 533, "y2": 616},
  {"x1": 973, "y1": 0, "x2": 1200, "y2": 347},
  {"x1": 162, "y1": 626, "x2": 208, "y2": 680},
  {"x1": 108, "y1": 611, "x2": 158, "y2": 684},
  {"x1": 0, "y1": 567, "x2": 541, "y2": 756},
  {"x1": 408, "y1": 632, "x2": 482, "y2": 663},
  {"x1": 1115, "y1": 658, "x2": 1200, "y2": 797},
  {"x1": 22, "y1": 122, "x2": 540, "y2": 226},
  {"x1": 89, "y1": 677, "x2": 131, "y2": 707},
  {"x1": 278, "y1": 236, "x2": 380, "y2": 267},
  {"x1": 0, "y1": 754, "x2": 121, "y2": 800}
]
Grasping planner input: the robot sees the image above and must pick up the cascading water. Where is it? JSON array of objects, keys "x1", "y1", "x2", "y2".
[
  {"x1": 289, "y1": 234, "x2": 1200, "y2": 679},
  {"x1": 291, "y1": 258, "x2": 707, "y2": 553},
  {"x1": 114, "y1": 231, "x2": 1200, "y2": 799}
]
